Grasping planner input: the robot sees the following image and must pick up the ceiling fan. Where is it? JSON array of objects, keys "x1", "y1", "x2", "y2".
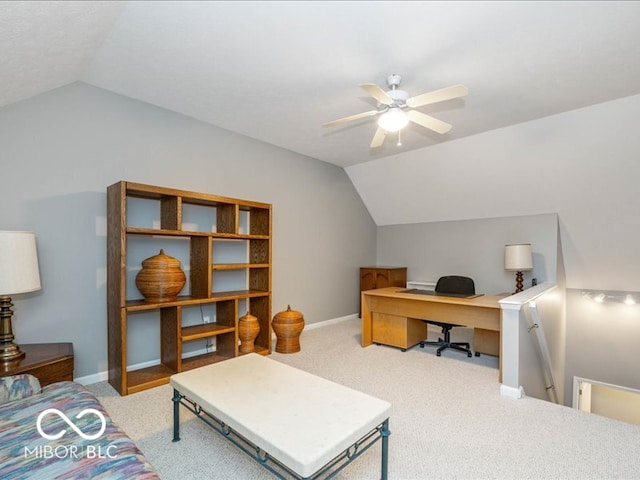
[{"x1": 322, "y1": 74, "x2": 468, "y2": 148}]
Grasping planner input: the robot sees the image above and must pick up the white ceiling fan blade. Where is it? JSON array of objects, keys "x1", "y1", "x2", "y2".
[
  {"x1": 406, "y1": 84, "x2": 469, "y2": 108},
  {"x1": 322, "y1": 110, "x2": 378, "y2": 128},
  {"x1": 370, "y1": 127, "x2": 386, "y2": 148},
  {"x1": 407, "y1": 110, "x2": 452, "y2": 134},
  {"x1": 360, "y1": 83, "x2": 394, "y2": 105}
]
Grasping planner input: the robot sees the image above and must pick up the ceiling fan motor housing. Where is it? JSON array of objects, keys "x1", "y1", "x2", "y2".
[{"x1": 381, "y1": 89, "x2": 409, "y2": 109}]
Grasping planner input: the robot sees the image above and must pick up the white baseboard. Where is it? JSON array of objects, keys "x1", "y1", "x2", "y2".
[
  {"x1": 304, "y1": 313, "x2": 358, "y2": 330},
  {"x1": 500, "y1": 384, "x2": 525, "y2": 399},
  {"x1": 74, "y1": 371, "x2": 107, "y2": 386},
  {"x1": 75, "y1": 314, "x2": 359, "y2": 386}
]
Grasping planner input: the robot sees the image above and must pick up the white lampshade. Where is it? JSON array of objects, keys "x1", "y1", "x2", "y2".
[
  {"x1": 505, "y1": 243, "x2": 533, "y2": 272},
  {"x1": 378, "y1": 107, "x2": 409, "y2": 132},
  {"x1": 0, "y1": 231, "x2": 41, "y2": 295}
]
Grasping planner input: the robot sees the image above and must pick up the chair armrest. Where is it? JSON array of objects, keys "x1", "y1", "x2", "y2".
[{"x1": 0, "y1": 374, "x2": 42, "y2": 404}]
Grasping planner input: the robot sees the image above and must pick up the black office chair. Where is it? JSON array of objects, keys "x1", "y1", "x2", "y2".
[{"x1": 419, "y1": 275, "x2": 475, "y2": 358}]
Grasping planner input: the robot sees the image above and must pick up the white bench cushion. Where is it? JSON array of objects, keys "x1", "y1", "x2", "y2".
[{"x1": 170, "y1": 353, "x2": 391, "y2": 477}]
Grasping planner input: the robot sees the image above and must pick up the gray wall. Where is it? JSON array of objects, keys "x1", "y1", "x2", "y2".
[
  {"x1": 0, "y1": 82, "x2": 376, "y2": 378},
  {"x1": 566, "y1": 289, "x2": 640, "y2": 392},
  {"x1": 518, "y1": 287, "x2": 566, "y2": 403},
  {"x1": 377, "y1": 213, "x2": 558, "y2": 294}
]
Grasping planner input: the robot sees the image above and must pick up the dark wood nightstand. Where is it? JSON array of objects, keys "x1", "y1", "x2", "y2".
[{"x1": 0, "y1": 343, "x2": 74, "y2": 387}]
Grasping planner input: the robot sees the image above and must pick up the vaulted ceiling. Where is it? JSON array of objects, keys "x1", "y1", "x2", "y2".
[{"x1": 2, "y1": 1, "x2": 640, "y2": 167}]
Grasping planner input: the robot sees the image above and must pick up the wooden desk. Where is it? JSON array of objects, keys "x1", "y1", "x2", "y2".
[{"x1": 361, "y1": 287, "x2": 503, "y2": 359}]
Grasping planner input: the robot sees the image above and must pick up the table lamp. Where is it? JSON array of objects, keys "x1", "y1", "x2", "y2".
[
  {"x1": 505, "y1": 243, "x2": 532, "y2": 293},
  {"x1": 0, "y1": 231, "x2": 41, "y2": 362}
]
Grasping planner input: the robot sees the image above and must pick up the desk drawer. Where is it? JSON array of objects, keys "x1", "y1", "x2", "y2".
[
  {"x1": 30, "y1": 357, "x2": 74, "y2": 387},
  {"x1": 372, "y1": 313, "x2": 427, "y2": 350},
  {"x1": 474, "y1": 328, "x2": 500, "y2": 356}
]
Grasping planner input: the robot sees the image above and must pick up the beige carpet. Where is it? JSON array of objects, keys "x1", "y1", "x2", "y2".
[{"x1": 87, "y1": 318, "x2": 640, "y2": 479}]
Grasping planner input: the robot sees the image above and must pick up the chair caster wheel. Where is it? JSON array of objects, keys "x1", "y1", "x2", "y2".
[
  {"x1": 467, "y1": 352, "x2": 472, "y2": 358},
  {"x1": 401, "y1": 348, "x2": 406, "y2": 352},
  {"x1": 475, "y1": 352, "x2": 480, "y2": 357},
  {"x1": 436, "y1": 352, "x2": 441, "y2": 357},
  {"x1": 419, "y1": 343, "x2": 424, "y2": 348}
]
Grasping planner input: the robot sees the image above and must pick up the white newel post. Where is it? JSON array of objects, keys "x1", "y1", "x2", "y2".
[{"x1": 499, "y1": 300, "x2": 525, "y2": 399}]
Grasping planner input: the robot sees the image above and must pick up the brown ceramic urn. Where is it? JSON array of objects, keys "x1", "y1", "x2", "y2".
[
  {"x1": 135, "y1": 249, "x2": 186, "y2": 303},
  {"x1": 272, "y1": 305, "x2": 304, "y2": 353}
]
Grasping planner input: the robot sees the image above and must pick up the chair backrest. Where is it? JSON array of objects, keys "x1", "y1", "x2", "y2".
[{"x1": 435, "y1": 276, "x2": 475, "y2": 295}]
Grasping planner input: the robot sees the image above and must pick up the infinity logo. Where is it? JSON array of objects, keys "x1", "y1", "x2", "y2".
[{"x1": 36, "y1": 408, "x2": 106, "y2": 441}]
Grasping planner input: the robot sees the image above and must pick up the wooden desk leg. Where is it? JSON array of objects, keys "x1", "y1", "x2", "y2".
[{"x1": 361, "y1": 292, "x2": 372, "y2": 347}]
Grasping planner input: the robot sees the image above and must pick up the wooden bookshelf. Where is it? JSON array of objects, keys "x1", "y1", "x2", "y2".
[{"x1": 107, "y1": 181, "x2": 272, "y2": 395}]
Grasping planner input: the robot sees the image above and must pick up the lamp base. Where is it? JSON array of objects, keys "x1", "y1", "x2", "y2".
[
  {"x1": 514, "y1": 271, "x2": 524, "y2": 293},
  {"x1": 0, "y1": 295, "x2": 25, "y2": 362},
  {"x1": 0, "y1": 343, "x2": 25, "y2": 362}
]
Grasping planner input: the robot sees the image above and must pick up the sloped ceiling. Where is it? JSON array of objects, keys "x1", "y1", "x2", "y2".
[
  {"x1": 0, "y1": 2, "x2": 125, "y2": 106},
  {"x1": 2, "y1": 1, "x2": 640, "y2": 167}
]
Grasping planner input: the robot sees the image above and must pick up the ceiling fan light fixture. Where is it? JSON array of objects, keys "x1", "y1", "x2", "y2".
[
  {"x1": 378, "y1": 107, "x2": 408, "y2": 132},
  {"x1": 322, "y1": 75, "x2": 467, "y2": 148}
]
